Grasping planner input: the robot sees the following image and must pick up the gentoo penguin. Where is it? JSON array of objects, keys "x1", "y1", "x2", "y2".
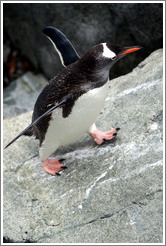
[{"x1": 5, "y1": 26, "x2": 142, "y2": 176}]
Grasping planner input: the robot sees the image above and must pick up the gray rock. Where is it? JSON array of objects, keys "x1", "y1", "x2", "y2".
[
  {"x1": 3, "y1": 3, "x2": 163, "y2": 79},
  {"x1": 3, "y1": 71, "x2": 47, "y2": 119},
  {"x1": 3, "y1": 49, "x2": 163, "y2": 243}
]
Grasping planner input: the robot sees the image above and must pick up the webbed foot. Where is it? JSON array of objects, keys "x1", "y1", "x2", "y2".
[
  {"x1": 42, "y1": 158, "x2": 67, "y2": 176},
  {"x1": 89, "y1": 126, "x2": 120, "y2": 145}
]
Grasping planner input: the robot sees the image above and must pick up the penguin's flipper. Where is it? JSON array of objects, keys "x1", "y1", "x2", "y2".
[
  {"x1": 5, "y1": 95, "x2": 71, "y2": 149},
  {"x1": 43, "y1": 26, "x2": 80, "y2": 67}
]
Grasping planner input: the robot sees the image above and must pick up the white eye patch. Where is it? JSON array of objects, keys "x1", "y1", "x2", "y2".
[{"x1": 102, "y1": 43, "x2": 116, "y2": 59}]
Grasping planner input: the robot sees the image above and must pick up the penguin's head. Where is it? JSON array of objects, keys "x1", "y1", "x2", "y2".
[
  {"x1": 101, "y1": 43, "x2": 142, "y2": 62},
  {"x1": 79, "y1": 43, "x2": 142, "y2": 73}
]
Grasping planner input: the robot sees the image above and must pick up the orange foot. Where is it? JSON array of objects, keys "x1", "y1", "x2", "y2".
[
  {"x1": 42, "y1": 158, "x2": 67, "y2": 176},
  {"x1": 89, "y1": 127, "x2": 120, "y2": 145}
]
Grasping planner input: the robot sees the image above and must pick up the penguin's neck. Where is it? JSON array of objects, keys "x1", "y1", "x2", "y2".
[
  {"x1": 75, "y1": 61, "x2": 110, "y2": 87},
  {"x1": 87, "y1": 64, "x2": 110, "y2": 88}
]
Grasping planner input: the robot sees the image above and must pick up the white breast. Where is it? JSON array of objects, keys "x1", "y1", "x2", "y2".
[{"x1": 39, "y1": 81, "x2": 109, "y2": 160}]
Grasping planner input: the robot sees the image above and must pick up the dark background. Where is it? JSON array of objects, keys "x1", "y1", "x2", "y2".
[{"x1": 3, "y1": 3, "x2": 163, "y2": 80}]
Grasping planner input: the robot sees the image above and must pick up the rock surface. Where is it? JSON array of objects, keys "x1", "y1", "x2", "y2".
[
  {"x1": 3, "y1": 71, "x2": 47, "y2": 119},
  {"x1": 3, "y1": 49, "x2": 163, "y2": 243},
  {"x1": 3, "y1": 3, "x2": 163, "y2": 79}
]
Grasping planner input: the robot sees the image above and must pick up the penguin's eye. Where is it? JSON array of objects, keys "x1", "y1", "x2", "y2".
[{"x1": 111, "y1": 56, "x2": 116, "y2": 60}]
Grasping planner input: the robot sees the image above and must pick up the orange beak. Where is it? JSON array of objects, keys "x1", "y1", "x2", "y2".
[{"x1": 120, "y1": 46, "x2": 142, "y2": 56}]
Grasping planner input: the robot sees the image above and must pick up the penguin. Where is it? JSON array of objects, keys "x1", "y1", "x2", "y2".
[{"x1": 5, "y1": 26, "x2": 142, "y2": 176}]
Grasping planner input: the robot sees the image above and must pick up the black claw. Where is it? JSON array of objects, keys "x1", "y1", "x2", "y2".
[
  {"x1": 116, "y1": 127, "x2": 120, "y2": 131},
  {"x1": 59, "y1": 158, "x2": 66, "y2": 162},
  {"x1": 61, "y1": 166, "x2": 68, "y2": 169},
  {"x1": 113, "y1": 132, "x2": 117, "y2": 136},
  {"x1": 55, "y1": 172, "x2": 61, "y2": 176}
]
